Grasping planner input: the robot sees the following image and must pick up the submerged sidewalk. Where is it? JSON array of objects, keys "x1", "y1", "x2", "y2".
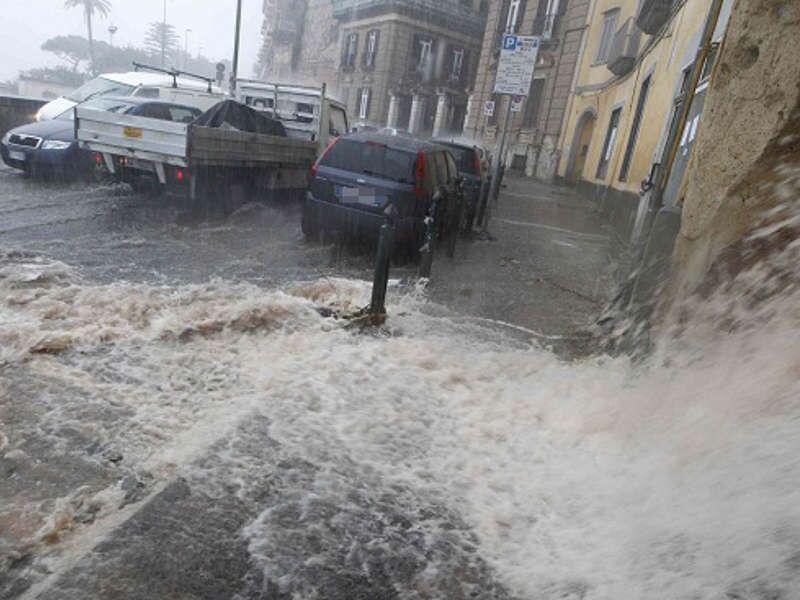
[{"x1": 429, "y1": 174, "x2": 615, "y2": 344}]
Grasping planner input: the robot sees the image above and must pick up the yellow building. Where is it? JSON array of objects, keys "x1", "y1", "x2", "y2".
[{"x1": 556, "y1": 0, "x2": 732, "y2": 247}]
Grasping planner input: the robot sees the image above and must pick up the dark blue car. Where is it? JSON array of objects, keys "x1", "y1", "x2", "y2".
[
  {"x1": 302, "y1": 132, "x2": 463, "y2": 255},
  {"x1": 1, "y1": 97, "x2": 201, "y2": 178}
]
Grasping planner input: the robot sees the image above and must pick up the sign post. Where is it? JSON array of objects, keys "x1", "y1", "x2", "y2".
[{"x1": 483, "y1": 34, "x2": 540, "y2": 233}]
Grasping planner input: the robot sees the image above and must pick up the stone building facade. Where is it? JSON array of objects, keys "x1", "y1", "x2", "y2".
[
  {"x1": 464, "y1": 0, "x2": 592, "y2": 181},
  {"x1": 332, "y1": 0, "x2": 488, "y2": 135},
  {"x1": 257, "y1": 0, "x2": 341, "y2": 87}
]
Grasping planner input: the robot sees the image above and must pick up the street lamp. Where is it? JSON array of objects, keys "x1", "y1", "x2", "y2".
[
  {"x1": 108, "y1": 24, "x2": 118, "y2": 47},
  {"x1": 184, "y1": 29, "x2": 192, "y2": 69}
]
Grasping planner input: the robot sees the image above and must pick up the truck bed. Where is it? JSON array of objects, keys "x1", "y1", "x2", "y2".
[
  {"x1": 189, "y1": 126, "x2": 317, "y2": 169},
  {"x1": 76, "y1": 107, "x2": 319, "y2": 176}
]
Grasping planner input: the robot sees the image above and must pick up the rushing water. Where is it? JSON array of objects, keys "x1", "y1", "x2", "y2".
[{"x1": 1, "y1": 200, "x2": 799, "y2": 598}]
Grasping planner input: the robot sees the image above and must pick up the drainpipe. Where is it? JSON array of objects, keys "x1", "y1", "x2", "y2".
[{"x1": 654, "y1": 0, "x2": 725, "y2": 205}]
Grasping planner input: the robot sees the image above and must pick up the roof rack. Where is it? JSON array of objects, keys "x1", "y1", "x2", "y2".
[{"x1": 132, "y1": 62, "x2": 215, "y2": 93}]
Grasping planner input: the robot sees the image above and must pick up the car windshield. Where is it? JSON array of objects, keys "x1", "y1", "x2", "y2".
[
  {"x1": 321, "y1": 139, "x2": 416, "y2": 184},
  {"x1": 66, "y1": 77, "x2": 135, "y2": 103},
  {"x1": 442, "y1": 144, "x2": 478, "y2": 175},
  {"x1": 55, "y1": 98, "x2": 137, "y2": 121}
]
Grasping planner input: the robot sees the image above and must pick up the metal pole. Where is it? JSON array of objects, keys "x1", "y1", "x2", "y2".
[
  {"x1": 482, "y1": 95, "x2": 512, "y2": 232},
  {"x1": 370, "y1": 218, "x2": 395, "y2": 316},
  {"x1": 161, "y1": 0, "x2": 167, "y2": 68},
  {"x1": 184, "y1": 29, "x2": 191, "y2": 70},
  {"x1": 231, "y1": 0, "x2": 243, "y2": 94}
]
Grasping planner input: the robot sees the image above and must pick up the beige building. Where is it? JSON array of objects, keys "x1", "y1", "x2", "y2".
[
  {"x1": 556, "y1": 0, "x2": 733, "y2": 247},
  {"x1": 332, "y1": 0, "x2": 488, "y2": 134},
  {"x1": 464, "y1": 0, "x2": 593, "y2": 181}
]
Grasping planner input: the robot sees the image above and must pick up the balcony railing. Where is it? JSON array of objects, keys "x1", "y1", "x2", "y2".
[
  {"x1": 607, "y1": 17, "x2": 642, "y2": 77},
  {"x1": 636, "y1": 0, "x2": 673, "y2": 34}
]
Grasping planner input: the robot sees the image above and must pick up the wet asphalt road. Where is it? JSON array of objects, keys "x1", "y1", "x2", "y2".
[
  {"x1": 0, "y1": 165, "x2": 612, "y2": 336},
  {"x1": 0, "y1": 165, "x2": 614, "y2": 599}
]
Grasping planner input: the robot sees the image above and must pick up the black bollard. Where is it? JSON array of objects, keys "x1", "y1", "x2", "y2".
[
  {"x1": 418, "y1": 197, "x2": 438, "y2": 279},
  {"x1": 369, "y1": 217, "x2": 395, "y2": 316}
]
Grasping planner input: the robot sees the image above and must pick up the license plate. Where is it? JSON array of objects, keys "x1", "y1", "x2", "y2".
[
  {"x1": 123, "y1": 126, "x2": 143, "y2": 139},
  {"x1": 9, "y1": 150, "x2": 25, "y2": 161},
  {"x1": 336, "y1": 185, "x2": 386, "y2": 207}
]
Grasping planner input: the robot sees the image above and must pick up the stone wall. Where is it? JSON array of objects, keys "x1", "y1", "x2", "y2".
[
  {"x1": 662, "y1": 0, "x2": 800, "y2": 306},
  {"x1": 0, "y1": 96, "x2": 46, "y2": 138}
]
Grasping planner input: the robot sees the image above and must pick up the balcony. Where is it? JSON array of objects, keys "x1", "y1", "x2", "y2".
[
  {"x1": 636, "y1": 0, "x2": 673, "y2": 34},
  {"x1": 606, "y1": 17, "x2": 642, "y2": 77}
]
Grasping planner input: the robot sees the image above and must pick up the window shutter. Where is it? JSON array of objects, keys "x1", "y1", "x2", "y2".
[
  {"x1": 461, "y1": 49, "x2": 471, "y2": 83},
  {"x1": 372, "y1": 30, "x2": 381, "y2": 66},
  {"x1": 365, "y1": 89, "x2": 372, "y2": 119}
]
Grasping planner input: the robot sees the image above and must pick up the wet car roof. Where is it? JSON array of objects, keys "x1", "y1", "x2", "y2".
[{"x1": 343, "y1": 131, "x2": 452, "y2": 154}]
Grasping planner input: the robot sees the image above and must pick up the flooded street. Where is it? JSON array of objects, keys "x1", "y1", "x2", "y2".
[{"x1": 1, "y1": 165, "x2": 799, "y2": 599}]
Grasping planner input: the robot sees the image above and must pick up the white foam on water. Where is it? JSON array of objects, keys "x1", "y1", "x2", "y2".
[{"x1": 1, "y1": 201, "x2": 799, "y2": 598}]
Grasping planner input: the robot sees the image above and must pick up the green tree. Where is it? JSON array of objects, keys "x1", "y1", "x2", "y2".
[
  {"x1": 41, "y1": 35, "x2": 91, "y2": 72},
  {"x1": 144, "y1": 22, "x2": 180, "y2": 68},
  {"x1": 64, "y1": 0, "x2": 112, "y2": 75}
]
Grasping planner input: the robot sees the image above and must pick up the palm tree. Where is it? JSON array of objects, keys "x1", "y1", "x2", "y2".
[{"x1": 64, "y1": 0, "x2": 112, "y2": 75}]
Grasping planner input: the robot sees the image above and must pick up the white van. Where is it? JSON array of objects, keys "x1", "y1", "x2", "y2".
[
  {"x1": 235, "y1": 79, "x2": 348, "y2": 145},
  {"x1": 36, "y1": 70, "x2": 226, "y2": 121}
]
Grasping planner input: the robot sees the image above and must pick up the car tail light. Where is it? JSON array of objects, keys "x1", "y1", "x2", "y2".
[
  {"x1": 175, "y1": 168, "x2": 186, "y2": 182},
  {"x1": 311, "y1": 138, "x2": 339, "y2": 178},
  {"x1": 415, "y1": 151, "x2": 426, "y2": 197},
  {"x1": 94, "y1": 152, "x2": 103, "y2": 166}
]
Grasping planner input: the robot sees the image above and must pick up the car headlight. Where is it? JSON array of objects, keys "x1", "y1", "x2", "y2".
[{"x1": 41, "y1": 140, "x2": 72, "y2": 150}]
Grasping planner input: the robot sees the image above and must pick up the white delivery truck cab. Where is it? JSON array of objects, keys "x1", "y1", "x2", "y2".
[
  {"x1": 36, "y1": 65, "x2": 226, "y2": 121},
  {"x1": 235, "y1": 79, "x2": 348, "y2": 149}
]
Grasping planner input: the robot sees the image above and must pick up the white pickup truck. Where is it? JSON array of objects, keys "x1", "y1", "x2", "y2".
[{"x1": 75, "y1": 83, "x2": 348, "y2": 204}]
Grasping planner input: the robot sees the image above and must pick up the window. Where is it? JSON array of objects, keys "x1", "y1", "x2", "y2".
[
  {"x1": 320, "y1": 139, "x2": 416, "y2": 184},
  {"x1": 358, "y1": 88, "x2": 371, "y2": 120},
  {"x1": 595, "y1": 9, "x2": 619, "y2": 64},
  {"x1": 619, "y1": 75, "x2": 651, "y2": 181},
  {"x1": 542, "y1": 0, "x2": 560, "y2": 39},
  {"x1": 364, "y1": 30, "x2": 380, "y2": 69},
  {"x1": 444, "y1": 152, "x2": 459, "y2": 181},
  {"x1": 329, "y1": 106, "x2": 347, "y2": 137},
  {"x1": 522, "y1": 77, "x2": 545, "y2": 129},
  {"x1": 418, "y1": 38, "x2": 433, "y2": 69},
  {"x1": 343, "y1": 33, "x2": 358, "y2": 70},
  {"x1": 168, "y1": 106, "x2": 201, "y2": 123},
  {"x1": 506, "y1": 0, "x2": 522, "y2": 33},
  {"x1": 451, "y1": 48, "x2": 465, "y2": 80},
  {"x1": 433, "y1": 152, "x2": 449, "y2": 185},
  {"x1": 596, "y1": 107, "x2": 622, "y2": 179}
]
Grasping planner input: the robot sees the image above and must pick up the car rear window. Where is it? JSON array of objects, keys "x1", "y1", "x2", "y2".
[
  {"x1": 321, "y1": 139, "x2": 416, "y2": 184},
  {"x1": 444, "y1": 145, "x2": 479, "y2": 175}
]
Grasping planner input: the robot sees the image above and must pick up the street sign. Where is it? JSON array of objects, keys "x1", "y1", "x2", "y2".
[
  {"x1": 494, "y1": 34, "x2": 541, "y2": 96},
  {"x1": 510, "y1": 95, "x2": 524, "y2": 112},
  {"x1": 484, "y1": 100, "x2": 496, "y2": 116}
]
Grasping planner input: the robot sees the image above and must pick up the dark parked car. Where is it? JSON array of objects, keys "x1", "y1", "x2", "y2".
[
  {"x1": 302, "y1": 132, "x2": 463, "y2": 255},
  {"x1": 431, "y1": 138, "x2": 490, "y2": 231},
  {"x1": 1, "y1": 97, "x2": 202, "y2": 178}
]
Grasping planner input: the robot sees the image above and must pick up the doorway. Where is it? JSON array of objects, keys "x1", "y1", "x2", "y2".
[{"x1": 567, "y1": 111, "x2": 596, "y2": 183}]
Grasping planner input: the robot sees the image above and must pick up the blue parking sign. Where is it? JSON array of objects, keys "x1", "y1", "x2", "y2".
[{"x1": 503, "y1": 35, "x2": 518, "y2": 50}]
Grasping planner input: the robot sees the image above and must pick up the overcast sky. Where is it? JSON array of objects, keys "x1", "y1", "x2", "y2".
[{"x1": 0, "y1": 0, "x2": 264, "y2": 81}]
